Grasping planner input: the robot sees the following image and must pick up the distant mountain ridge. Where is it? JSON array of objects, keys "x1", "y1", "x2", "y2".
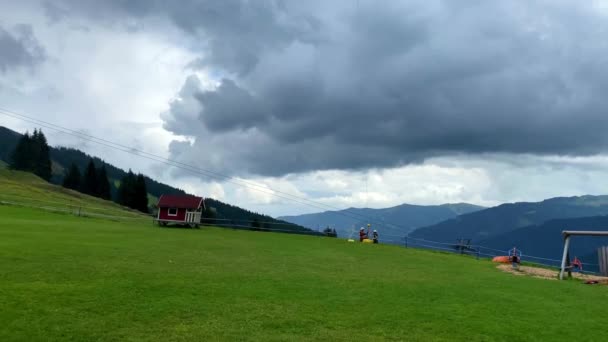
[
  {"x1": 279, "y1": 202, "x2": 485, "y2": 239},
  {"x1": 410, "y1": 195, "x2": 608, "y2": 244}
]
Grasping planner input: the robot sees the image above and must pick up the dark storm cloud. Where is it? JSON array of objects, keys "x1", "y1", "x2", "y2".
[
  {"x1": 0, "y1": 24, "x2": 45, "y2": 72},
  {"x1": 48, "y1": 1, "x2": 608, "y2": 176},
  {"x1": 196, "y1": 79, "x2": 267, "y2": 131}
]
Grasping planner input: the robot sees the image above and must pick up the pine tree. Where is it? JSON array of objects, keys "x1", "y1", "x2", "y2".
[
  {"x1": 62, "y1": 163, "x2": 82, "y2": 191},
  {"x1": 134, "y1": 174, "x2": 149, "y2": 213},
  {"x1": 118, "y1": 170, "x2": 136, "y2": 208},
  {"x1": 96, "y1": 165, "x2": 112, "y2": 200},
  {"x1": 32, "y1": 130, "x2": 52, "y2": 181},
  {"x1": 10, "y1": 132, "x2": 32, "y2": 170},
  {"x1": 30, "y1": 129, "x2": 40, "y2": 170},
  {"x1": 82, "y1": 159, "x2": 98, "y2": 196},
  {"x1": 9, "y1": 129, "x2": 52, "y2": 181}
]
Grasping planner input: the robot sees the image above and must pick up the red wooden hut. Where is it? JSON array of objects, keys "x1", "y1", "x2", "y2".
[{"x1": 156, "y1": 194, "x2": 205, "y2": 227}]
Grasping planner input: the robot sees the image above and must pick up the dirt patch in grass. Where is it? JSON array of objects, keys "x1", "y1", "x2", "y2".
[{"x1": 497, "y1": 264, "x2": 608, "y2": 283}]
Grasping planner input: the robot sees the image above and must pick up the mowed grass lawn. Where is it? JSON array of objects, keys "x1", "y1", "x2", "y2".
[{"x1": 1, "y1": 206, "x2": 607, "y2": 341}]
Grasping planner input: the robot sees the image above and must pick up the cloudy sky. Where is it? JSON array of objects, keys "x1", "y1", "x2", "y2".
[{"x1": 3, "y1": 0, "x2": 608, "y2": 216}]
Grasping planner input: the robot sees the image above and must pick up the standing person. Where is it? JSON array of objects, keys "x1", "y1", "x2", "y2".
[
  {"x1": 572, "y1": 256, "x2": 583, "y2": 272},
  {"x1": 509, "y1": 247, "x2": 521, "y2": 269},
  {"x1": 359, "y1": 227, "x2": 368, "y2": 242},
  {"x1": 372, "y1": 230, "x2": 379, "y2": 244}
]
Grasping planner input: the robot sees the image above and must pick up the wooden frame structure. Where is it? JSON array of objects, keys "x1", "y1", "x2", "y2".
[{"x1": 559, "y1": 230, "x2": 608, "y2": 280}]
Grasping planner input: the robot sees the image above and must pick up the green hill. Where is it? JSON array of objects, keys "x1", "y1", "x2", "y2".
[
  {"x1": 1, "y1": 204, "x2": 607, "y2": 341},
  {"x1": 0, "y1": 167, "x2": 147, "y2": 220}
]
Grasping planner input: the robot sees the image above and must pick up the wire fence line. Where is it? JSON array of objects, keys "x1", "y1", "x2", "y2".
[
  {"x1": 2, "y1": 197, "x2": 602, "y2": 273},
  {"x1": 0, "y1": 199, "x2": 149, "y2": 221},
  {"x1": 315, "y1": 229, "x2": 601, "y2": 271},
  {"x1": 199, "y1": 222, "x2": 326, "y2": 236},
  {"x1": 0, "y1": 194, "x2": 144, "y2": 218},
  {"x1": 4, "y1": 107, "x2": 605, "y2": 275},
  {"x1": 200, "y1": 217, "x2": 313, "y2": 228},
  {"x1": 380, "y1": 233, "x2": 602, "y2": 273}
]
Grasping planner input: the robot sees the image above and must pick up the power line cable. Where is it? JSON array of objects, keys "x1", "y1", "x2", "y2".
[{"x1": 0, "y1": 107, "x2": 406, "y2": 229}]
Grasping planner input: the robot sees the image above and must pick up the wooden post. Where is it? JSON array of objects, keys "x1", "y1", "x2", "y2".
[
  {"x1": 566, "y1": 249, "x2": 572, "y2": 279},
  {"x1": 559, "y1": 235, "x2": 571, "y2": 280},
  {"x1": 404, "y1": 236, "x2": 408, "y2": 248},
  {"x1": 599, "y1": 246, "x2": 608, "y2": 276}
]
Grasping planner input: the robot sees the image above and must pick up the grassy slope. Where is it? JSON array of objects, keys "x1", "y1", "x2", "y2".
[
  {"x1": 0, "y1": 168, "x2": 146, "y2": 220},
  {"x1": 0, "y1": 206, "x2": 607, "y2": 341}
]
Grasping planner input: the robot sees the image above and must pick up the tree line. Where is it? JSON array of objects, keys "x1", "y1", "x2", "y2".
[
  {"x1": 10, "y1": 129, "x2": 149, "y2": 214},
  {"x1": 10, "y1": 129, "x2": 52, "y2": 181},
  {"x1": 62, "y1": 160, "x2": 112, "y2": 200},
  {"x1": 63, "y1": 162, "x2": 149, "y2": 213},
  {"x1": 116, "y1": 170, "x2": 149, "y2": 213}
]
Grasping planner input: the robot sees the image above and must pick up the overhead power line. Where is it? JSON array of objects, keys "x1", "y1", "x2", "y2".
[{"x1": 0, "y1": 107, "x2": 405, "y2": 230}]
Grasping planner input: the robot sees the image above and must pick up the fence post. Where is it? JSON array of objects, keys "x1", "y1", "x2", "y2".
[
  {"x1": 476, "y1": 248, "x2": 480, "y2": 260},
  {"x1": 599, "y1": 246, "x2": 608, "y2": 276},
  {"x1": 404, "y1": 236, "x2": 408, "y2": 248},
  {"x1": 559, "y1": 234, "x2": 571, "y2": 280}
]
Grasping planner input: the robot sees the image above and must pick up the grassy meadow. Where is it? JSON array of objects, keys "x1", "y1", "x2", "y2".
[
  {"x1": 1, "y1": 204, "x2": 607, "y2": 341},
  {"x1": 0, "y1": 168, "x2": 146, "y2": 220}
]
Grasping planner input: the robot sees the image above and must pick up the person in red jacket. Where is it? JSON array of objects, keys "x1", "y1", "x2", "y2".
[
  {"x1": 572, "y1": 256, "x2": 583, "y2": 272},
  {"x1": 359, "y1": 227, "x2": 368, "y2": 242}
]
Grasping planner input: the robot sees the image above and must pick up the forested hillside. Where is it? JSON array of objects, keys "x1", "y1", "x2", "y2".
[{"x1": 0, "y1": 126, "x2": 311, "y2": 233}]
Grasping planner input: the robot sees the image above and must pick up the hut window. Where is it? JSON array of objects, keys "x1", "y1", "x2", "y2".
[{"x1": 168, "y1": 208, "x2": 178, "y2": 216}]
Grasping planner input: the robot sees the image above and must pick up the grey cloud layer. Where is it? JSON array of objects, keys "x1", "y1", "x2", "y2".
[
  {"x1": 49, "y1": 1, "x2": 608, "y2": 176},
  {"x1": 0, "y1": 24, "x2": 45, "y2": 72}
]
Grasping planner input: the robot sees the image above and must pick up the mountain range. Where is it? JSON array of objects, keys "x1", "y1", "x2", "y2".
[
  {"x1": 283, "y1": 194, "x2": 608, "y2": 264},
  {"x1": 409, "y1": 195, "x2": 608, "y2": 243},
  {"x1": 279, "y1": 203, "x2": 484, "y2": 240}
]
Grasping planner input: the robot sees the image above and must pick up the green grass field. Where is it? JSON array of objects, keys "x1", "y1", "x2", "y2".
[{"x1": 1, "y1": 204, "x2": 607, "y2": 341}]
